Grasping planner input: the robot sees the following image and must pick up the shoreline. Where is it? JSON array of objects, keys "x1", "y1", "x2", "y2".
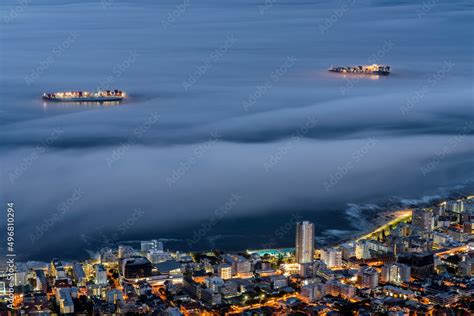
[{"x1": 12, "y1": 191, "x2": 473, "y2": 264}]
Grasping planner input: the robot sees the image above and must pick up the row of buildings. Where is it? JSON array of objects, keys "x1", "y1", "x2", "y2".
[{"x1": 0, "y1": 196, "x2": 472, "y2": 314}]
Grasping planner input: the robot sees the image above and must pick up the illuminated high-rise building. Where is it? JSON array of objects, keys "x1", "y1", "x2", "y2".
[
  {"x1": 355, "y1": 240, "x2": 371, "y2": 259},
  {"x1": 381, "y1": 263, "x2": 411, "y2": 284},
  {"x1": 320, "y1": 248, "x2": 342, "y2": 268},
  {"x1": 447, "y1": 200, "x2": 464, "y2": 213},
  {"x1": 95, "y1": 264, "x2": 108, "y2": 285},
  {"x1": 296, "y1": 221, "x2": 315, "y2": 264},
  {"x1": 141, "y1": 240, "x2": 164, "y2": 253},
  {"x1": 141, "y1": 241, "x2": 154, "y2": 252},
  {"x1": 412, "y1": 208, "x2": 433, "y2": 232},
  {"x1": 217, "y1": 264, "x2": 232, "y2": 280},
  {"x1": 358, "y1": 267, "x2": 379, "y2": 289}
]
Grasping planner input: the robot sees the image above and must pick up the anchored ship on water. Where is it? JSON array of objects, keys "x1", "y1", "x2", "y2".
[
  {"x1": 42, "y1": 90, "x2": 127, "y2": 102},
  {"x1": 328, "y1": 64, "x2": 390, "y2": 76}
]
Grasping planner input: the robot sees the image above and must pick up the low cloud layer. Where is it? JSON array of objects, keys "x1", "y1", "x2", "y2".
[{"x1": 0, "y1": 0, "x2": 473, "y2": 260}]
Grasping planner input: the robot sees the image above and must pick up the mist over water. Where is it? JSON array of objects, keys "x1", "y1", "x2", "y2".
[{"x1": 1, "y1": 0, "x2": 473, "y2": 260}]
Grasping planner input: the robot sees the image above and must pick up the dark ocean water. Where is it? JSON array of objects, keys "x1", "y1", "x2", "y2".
[{"x1": 0, "y1": 0, "x2": 473, "y2": 261}]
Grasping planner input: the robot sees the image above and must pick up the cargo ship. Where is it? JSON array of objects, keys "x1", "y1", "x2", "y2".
[
  {"x1": 328, "y1": 64, "x2": 390, "y2": 76},
  {"x1": 42, "y1": 90, "x2": 127, "y2": 102}
]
